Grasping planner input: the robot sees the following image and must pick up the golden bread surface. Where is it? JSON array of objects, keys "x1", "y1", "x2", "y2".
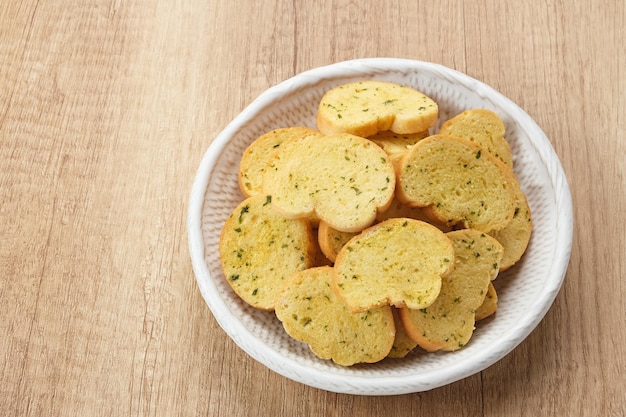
[
  {"x1": 275, "y1": 266, "x2": 395, "y2": 366},
  {"x1": 316, "y1": 81, "x2": 438, "y2": 137},
  {"x1": 439, "y1": 109, "x2": 513, "y2": 168},
  {"x1": 317, "y1": 220, "x2": 359, "y2": 263},
  {"x1": 400, "y1": 229, "x2": 504, "y2": 351},
  {"x1": 238, "y1": 127, "x2": 321, "y2": 197},
  {"x1": 474, "y1": 282, "x2": 498, "y2": 321},
  {"x1": 219, "y1": 195, "x2": 316, "y2": 310},
  {"x1": 398, "y1": 134, "x2": 517, "y2": 233},
  {"x1": 488, "y1": 184, "x2": 533, "y2": 270},
  {"x1": 263, "y1": 133, "x2": 396, "y2": 232},
  {"x1": 367, "y1": 130, "x2": 429, "y2": 155},
  {"x1": 333, "y1": 218, "x2": 455, "y2": 312},
  {"x1": 376, "y1": 196, "x2": 452, "y2": 232},
  {"x1": 218, "y1": 79, "x2": 534, "y2": 365},
  {"x1": 387, "y1": 308, "x2": 418, "y2": 359}
]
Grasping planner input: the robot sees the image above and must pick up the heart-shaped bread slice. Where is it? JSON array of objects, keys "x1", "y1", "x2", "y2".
[
  {"x1": 263, "y1": 133, "x2": 396, "y2": 232},
  {"x1": 219, "y1": 195, "x2": 316, "y2": 310},
  {"x1": 439, "y1": 108, "x2": 513, "y2": 168},
  {"x1": 400, "y1": 229, "x2": 504, "y2": 351},
  {"x1": 398, "y1": 134, "x2": 518, "y2": 233},
  {"x1": 238, "y1": 126, "x2": 322, "y2": 197},
  {"x1": 275, "y1": 266, "x2": 395, "y2": 366},
  {"x1": 333, "y1": 218, "x2": 455, "y2": 312},
  {"x1": 316, "y1": 81, "x2": 438, "y2": 137}
]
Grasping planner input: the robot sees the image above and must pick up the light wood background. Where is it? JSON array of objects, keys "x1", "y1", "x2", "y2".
[{"x1": 1, "y1": 1, "x2": 624, "y2": 416}]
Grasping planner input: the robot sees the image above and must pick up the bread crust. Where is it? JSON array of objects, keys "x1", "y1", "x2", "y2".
[{"x1": 316, "y1": 81, "x2": 438, "y2": 137}]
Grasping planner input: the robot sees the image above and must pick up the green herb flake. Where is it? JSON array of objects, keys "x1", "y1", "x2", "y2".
[{"x1": 238, "y1": 205, "x2": 249, "y2": 223}]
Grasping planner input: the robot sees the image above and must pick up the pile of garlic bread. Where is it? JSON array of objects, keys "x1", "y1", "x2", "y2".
[{"x1": 219, "y1": 80, "x2": 532, "y2": 366}]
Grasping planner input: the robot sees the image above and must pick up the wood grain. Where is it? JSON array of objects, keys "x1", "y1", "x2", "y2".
[{"x1": 1, "y1": 0, "x2": 624, "y2": 416}]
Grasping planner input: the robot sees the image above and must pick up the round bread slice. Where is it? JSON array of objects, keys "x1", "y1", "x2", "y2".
[
  {"x1": 368, "y1": 130, "x2": 430, "y2": 175},
  {"x1": 397, "y1": 134, "x2": 517, "y2": 233},
  {"x1": 316, "y1": 81, "x2": 438, "y2": 137},
  {"x1": 474, "y1": 282, "x2": 498, "y2": 321},
  {"x1": 387, "y1": 308, "x2": 418, "y2": 359},
  {"x1": 275, "y1": 266, "x2": 395, "y2": 366},
  {"x1": 400, "y1": 229, "x2": 504, "y2": 352},
  {"x1": 310, "y1": 232, "x2": 334, "y2": 267},
  {"x1": 333, "y1": 218, "x2": 455, "y2": 312},
  {"x1": 488, "y1": 186, "x2": 533, "y2": 270},
  {"x1": 238, "y1": 127, "x2": 321, "y2": 197},
  {"x1": 317, "y1": 220, "x2": 359, "y2": 263},
  {"x1": 376, "y1": 196, "x2": 452, "y2": 232},
  {"x1": 219, "y1": 195, "x2": 316, "y2": 310},
  {"x1": 263, "y1": 133, "x2": 396, "y2": 233},
  {"x1": 439, "y1": 109, "x2": 513, "y2": 168},
  {"x1": 367, "y1": 130, "x2": 429, "y2": 155}
]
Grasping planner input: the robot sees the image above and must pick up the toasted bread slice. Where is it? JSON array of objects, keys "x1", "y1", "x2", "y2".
[
  {"x1": 475, "y1": 282, "x2": 498, "y2": 321},
  {"x1": 317, "y1": 81, "x2": 438, "y2": 137},
  {"x1": 333, "y1": 218, "x2": 455, "y2": 312},
  {"x1": 376, "y1": 196, "x2": 452, "y2": 232},
  {"x1": 263, "y1": 133, "x2": 396, "y2": 233},
  {"x1": 275, "y1": 266, "x2": 395, "y2": 366},
  {"x1": 219, "y1": 195, "x2": 316, "y2": 310},
  {"x1": 317, "y1": 220, "x2": 359, "y2": 263},
  {"x1": 397, "y1": 134, "x2": 517, "y2": 233},
  {"x1": 238, "y1": 127, "x2": 321, "y2": 197},
  {"x1": 439, "y1": 109, "x2": 513, "y2": 168},
  {"x1": 400, "y1": 229, "x2": 503, "y2": 351},
  {"x1": 488, "y1": 185, "x2": 533, "y2": 270},
  {"x1": 387, "y1": 308, "x2": 419, "y2": 359},
  {"x1": 367, "y1": 130, "x2": 429, "y2": 155}
]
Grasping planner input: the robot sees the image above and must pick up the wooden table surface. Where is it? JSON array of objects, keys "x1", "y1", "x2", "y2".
[{"x1": 1, "y1": 1, "x2": 624, "y2": 416}]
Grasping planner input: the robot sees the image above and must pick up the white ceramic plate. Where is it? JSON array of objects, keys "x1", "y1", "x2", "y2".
[{"x1": 187, "y1": 58, "x2": 573, "y2": 395}]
